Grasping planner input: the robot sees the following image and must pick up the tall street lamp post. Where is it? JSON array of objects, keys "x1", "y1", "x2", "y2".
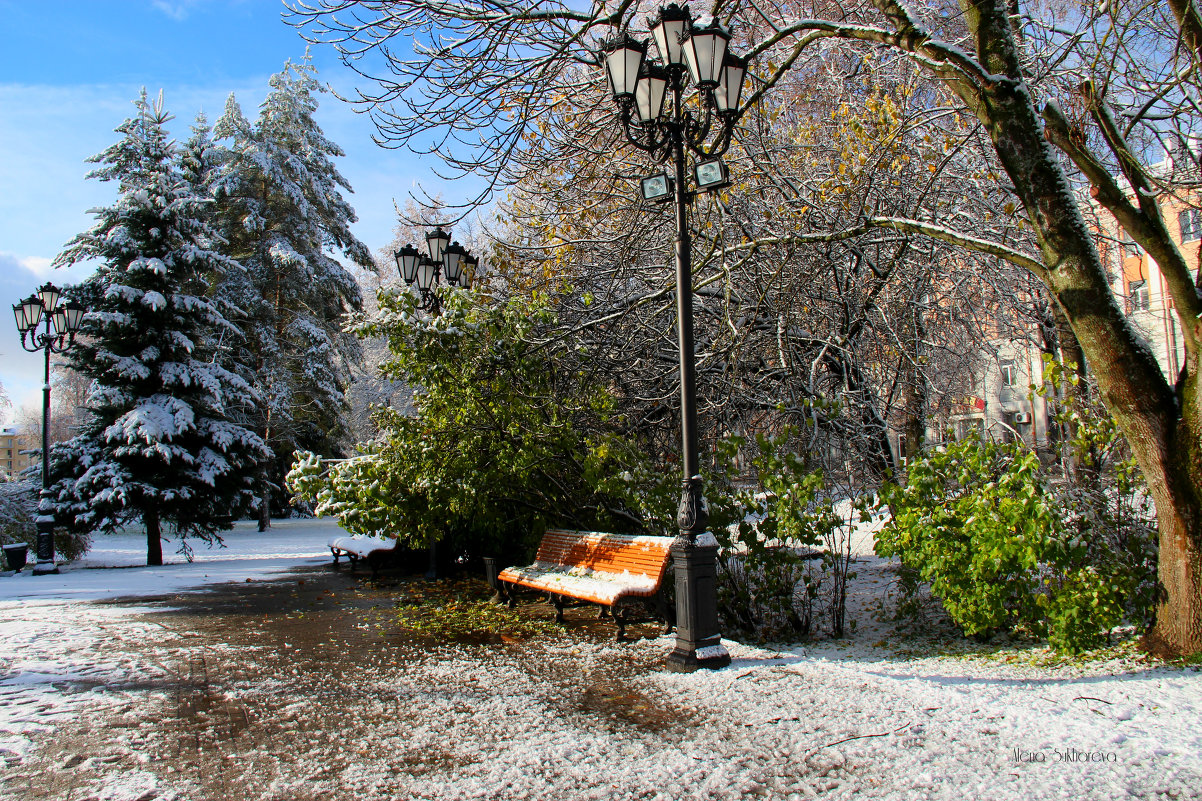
[
  {"x1": 12, "y1": 283, "x2": 86, "y2": 575},
  {"x1": 394, "y1": 228, "x2": 480, "y2": 578},
  {"x1": 603, "y1": 3, "x2": 749, "y2": 672}
]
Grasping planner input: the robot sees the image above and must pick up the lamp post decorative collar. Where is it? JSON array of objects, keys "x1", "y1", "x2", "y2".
[
  {"x1": 602, "y1": 4, "x2": 750, "y2": 672},
  {"x1": 11, "y1": 282, "x2": 86, "y2": 575}
]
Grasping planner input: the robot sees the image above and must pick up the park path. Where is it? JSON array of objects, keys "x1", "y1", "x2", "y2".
[{"x1": 0, "y1": 563, "x2": 1198, "y2": 800}]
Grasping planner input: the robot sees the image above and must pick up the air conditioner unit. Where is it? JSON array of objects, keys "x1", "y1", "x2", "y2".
[{"x1": 1013, "y1": 411, "x2": 1031, "y2": 424}]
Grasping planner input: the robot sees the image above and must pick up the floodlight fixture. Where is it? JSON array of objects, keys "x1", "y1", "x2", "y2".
[
  {"x1": 694, "y1": 159, "x2": 730, "y2": 191},
  {"x1": 641, "y1": 172, "x2": 673, "y2": 202}
]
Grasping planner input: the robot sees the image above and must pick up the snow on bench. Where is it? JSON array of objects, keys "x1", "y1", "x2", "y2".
[
  {"x1": 497, "y1": 529, "x2": 676, "y2": 640},
  {"x1": 328, "y1": 535, "x2": 399, "y2": 578}
]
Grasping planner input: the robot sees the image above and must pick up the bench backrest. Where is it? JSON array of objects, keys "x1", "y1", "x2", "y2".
[{"x1": 535, "y1": 529, "x2": 674, "y2": 579}]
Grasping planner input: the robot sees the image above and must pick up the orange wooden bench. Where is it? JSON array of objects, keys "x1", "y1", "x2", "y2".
[{"x1": 497, "y1": 529, "x2": 676, "y2": 640}]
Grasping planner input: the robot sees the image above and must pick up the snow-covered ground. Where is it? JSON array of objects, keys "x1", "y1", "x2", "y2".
[
  {"x1": 0, "y1": 518, "x2": 337, "y2": 605},
  {"x1": 0, "y1": 518, "x2": 1198, "y2": 800}
]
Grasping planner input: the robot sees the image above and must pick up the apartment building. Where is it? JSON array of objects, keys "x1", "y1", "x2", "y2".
[
  {"x1": 940, "y1": 160, "x2": 1195, "y2": 451},
  {"x1": 1112, "y1": 193, "x2": 1195, "y2": 380},
  {"x1": 908, "y1": 153, "x2": 1192, "y2": 454},
  {"x1": 0, "y1": 427, "x2": 33, "y2": 478}
]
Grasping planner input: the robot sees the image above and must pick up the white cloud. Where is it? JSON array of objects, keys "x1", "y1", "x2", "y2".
[
  {"x1": 17, "y1": 256, "x2": 53, "y2": 277},
  {"x1": 150, "y1": 0, "x2": 199, "y2": 22}
]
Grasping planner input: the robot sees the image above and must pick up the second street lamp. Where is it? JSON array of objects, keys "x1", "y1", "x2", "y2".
[
  {"x1": 394, "y1": 228, "x2": 480, "y2": 317},
  {"x1": 603, "y1": 3, "x2": 750, "y2": 672},
  {"x1": 392, "y1": 228, "x2": 482, "y2": 577},
  {"x1": 12, "y1": 283, "x2": 86, "y2": 575}
]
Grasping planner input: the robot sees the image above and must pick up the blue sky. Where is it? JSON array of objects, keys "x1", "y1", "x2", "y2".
[{"x1": 0, "y1": 0, "x2": 463, "y2": 423}]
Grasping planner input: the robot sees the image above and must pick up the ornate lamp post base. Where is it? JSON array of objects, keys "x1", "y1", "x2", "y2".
[
  {"x1": 666, "y1": 536, "x2": 730, "y2": 672},
  {"x1": 31, "y1": 513, "x2": 59, "y2": 575}
]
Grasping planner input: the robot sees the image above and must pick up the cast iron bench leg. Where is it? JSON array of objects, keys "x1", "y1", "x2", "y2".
[
  {"x1": 552, "y1": 595, "x2": 566, "y2": 624},
  {"x1": 656, "y1": 588, "x2": 675, "y2": 634}
]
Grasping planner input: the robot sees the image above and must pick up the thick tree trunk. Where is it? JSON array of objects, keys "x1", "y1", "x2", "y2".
[
  {"x1": 931, "y1": 0, "x2": 1202, "y2": 654},
  {"x1": 146, "y1": 508, "x2": 163, "y2": 567},
  {"x1": 1148, "y1": 377, "x2": 1202, "y2": 654}
]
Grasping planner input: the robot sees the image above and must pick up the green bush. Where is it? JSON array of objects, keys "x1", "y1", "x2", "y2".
[
  {"x1": 877, "y1": 438, "x2": 1068, "y2": 639},
  {"x1": 287, "y1": 290, "x2": 669, "y2": 567},
  {"x1": 708, "y1": 432, "x2": 846, "y2": 641},
  {"x1": 876, "y1": 418, "x2": 1156, "y2": 653}
]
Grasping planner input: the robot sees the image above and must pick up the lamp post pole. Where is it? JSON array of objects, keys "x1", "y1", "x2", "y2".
[
  {"x1": 12, "y1": 284, "x2": 86, "y2": 575},
  {"x1": 666, "y1": 93, "x2": 726, "y2": 672},
  {"x1": 603, "y1": 4, "x2": 749, "y2": 671}
]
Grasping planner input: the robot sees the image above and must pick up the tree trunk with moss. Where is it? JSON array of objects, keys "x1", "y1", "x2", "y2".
[{"x1": 925, "y1": 0, "x2": 1202, "y2": 655}]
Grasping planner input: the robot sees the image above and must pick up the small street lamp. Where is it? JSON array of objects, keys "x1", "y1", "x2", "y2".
[
  {"x1": 12, "y1": 283, "x2": 86, "y2": 575},
  {"x1": 394, "y1": 227, "x2": 477, "y2": 317},
  {"x1": 602, "y1": 3, "x2": 750, "y2": 672},
  {"x1": 392, "y1": 228, "x2": 480, "y2": 578}
]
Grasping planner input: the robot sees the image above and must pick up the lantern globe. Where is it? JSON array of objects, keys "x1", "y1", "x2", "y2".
[
  {"x1": 51, "y1": 308, "x2": 67, "y2": 338},
  {"x1": 395, "y1": 244, "x2": 421, "y2": 284},
  {"x1": 715, "y1": 53, "x2": 747, "y2": 113},
  {"x1": 650, "y1": 3, "x2": 692, "y2": 68},
  {"x1": 635, "y1": 62, "x2": 670, "y2": 123},
  {"x1": 63, "y1": 301, "x2": 86, "y2": 334},
  {"x1": 416, "y1": 257, "x2": 439, "y2": 291},
  {"x1": 603, "y1": 33, "x2": 647, "y2": 100},
  {"x1": 680, "y1": 18, "x2": 730, "y2": 88},
  {"x1": 38, "y1": 282, "x2": 62, "y2": 314},
  {"x1": 426, "y1": 227, "x2": 451, "y2": 263},
  {"x1": 16, "y1": 295, "x2": 43, "y2": 333},
  {"x1": 443, "y1": 242, "x2": 467, "y2": 286}
]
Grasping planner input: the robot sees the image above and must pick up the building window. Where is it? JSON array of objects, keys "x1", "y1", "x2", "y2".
[
  {"x1": 1128, "y1": 280, "x2": 1150, "y2": 312},
  {"x1": 955, "y1": 418, "x2": 984, "y2": 442},
  {"x1": 1179, "y1": 208, "x2": 1202, "y2": 242},
  {"x1": 1000, "y1": 359, "x2": 1018, "y2": 388}
]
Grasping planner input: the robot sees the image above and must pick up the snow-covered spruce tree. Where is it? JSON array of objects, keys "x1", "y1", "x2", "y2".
[
  {"x1": 49, "y1": 90, "x2": 269, "y2": 566},
  {"x1": 213, "y1": 58, "x2": 373, "y2": 529}
]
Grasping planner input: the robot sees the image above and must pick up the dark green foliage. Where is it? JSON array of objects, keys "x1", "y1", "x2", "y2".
[
  {"x1": 707, "y1": 432, "x2": 847, "y2": 642},
  {"x1": 48, "y1": 91, "x2": 269, "y2": 563},
  {"x1": 288, "y1": 290, "x2": 657, "y2": 565},
  {"x1": 213, "y1": 58, "x2": 372, "y2": 520}
]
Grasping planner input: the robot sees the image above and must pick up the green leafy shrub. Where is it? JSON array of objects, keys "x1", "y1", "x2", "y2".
[
  {"x1": 877, "y1": 438, "x2": 1068, "y2": 639},
  {"x1": 876, "y1": 358, "x2": 1158, "y2": 654},
  {"x1": 288, "y1": 290, "x2": 666, "y2": 567},
  {"x1": 708, "y1": 432, "x2": 846, "y2": 641}
]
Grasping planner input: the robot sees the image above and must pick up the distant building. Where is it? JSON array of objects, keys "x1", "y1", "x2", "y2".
[
  {"x1": 0, "y1": 427, "x2": 34, "y2": 478},
  {"x1": 912, "y1": 152, "x2": 1195, "y2": 455}
]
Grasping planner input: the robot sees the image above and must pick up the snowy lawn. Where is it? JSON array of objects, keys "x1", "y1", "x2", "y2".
[{"x1": 0, "y1": 518, "x2": 1197, "y2": 800}]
